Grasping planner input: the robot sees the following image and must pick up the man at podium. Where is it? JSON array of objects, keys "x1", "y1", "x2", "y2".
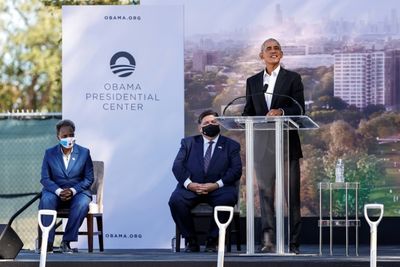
[
  {"x1": 242, "y1": 38, "x2": 305, "y2": 254},
  {"x1": 169, "y1": 110, "x2": 242, "y2": 252}
]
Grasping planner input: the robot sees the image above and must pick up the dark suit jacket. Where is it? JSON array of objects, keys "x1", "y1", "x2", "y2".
[
  {"x1": 172, "y1": 135, "x2": 242, "y2": 198},
  {"x1": 242, "y1": 67, "x2": 305, "y2": 159},
  {"x1": 40, "y1": 144, "x2": 94, "y2": 197}
]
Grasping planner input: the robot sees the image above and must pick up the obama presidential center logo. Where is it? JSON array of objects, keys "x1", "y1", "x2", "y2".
[{"x1": 110, "y1": 51, "x2": 136, "y2": 77}]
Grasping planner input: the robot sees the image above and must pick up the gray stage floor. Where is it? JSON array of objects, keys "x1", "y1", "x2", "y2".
[{"x1": 2, "y1": 245, "x2": 400, "y2": 267}]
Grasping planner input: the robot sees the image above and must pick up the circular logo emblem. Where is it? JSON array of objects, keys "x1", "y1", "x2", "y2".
[{"x1": 110, "y1": 51, "x2": 136, "y2": 77}]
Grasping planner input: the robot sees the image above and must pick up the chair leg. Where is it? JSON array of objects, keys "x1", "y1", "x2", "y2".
[
  {"x1": 175, "y1": 225, "x2": 181, "y2": 252},
  {"x1": 226, "y1": 224, "x2": 232, "y2": 253},
  {"x1": 87, "y1": 214, "x2": 94, "y2": 252},
  {"x1": 37, "y1": 226, "x2": 42, "y2": 249},
  {"x1": 97, "y1": 216, "x2": 104, "y2": 252},
  {"x1": 234, "y1": 214, "x2": 241, "y2": 251}
]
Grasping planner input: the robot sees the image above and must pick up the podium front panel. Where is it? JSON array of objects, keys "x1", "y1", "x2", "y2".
[
  {"x1": 217, "y1": 115, "x2": 319, "y2": 255},
  {"x1": 252, "y1": 126, "x2": 291, "y2": 253}
]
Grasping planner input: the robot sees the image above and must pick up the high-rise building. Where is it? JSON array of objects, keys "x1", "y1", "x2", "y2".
[
  {"x1": 385, "y1": 50, "x2": 400, "y2": 110},
  {"x1": 192, "y1": 50, "x2": 207, "y2": 72},
  {"x1": 275, "y1": 4, "x2": 283, "y2": 26},
  {"x1": 192, "y1": 50, "x2": 221, "y2": 72},
  {"x1": 390, "y1": 8, "x2": 399, "y2": 34},
  {"x1": 334, "y1": 51, "x2": 385, "y2": 109}
]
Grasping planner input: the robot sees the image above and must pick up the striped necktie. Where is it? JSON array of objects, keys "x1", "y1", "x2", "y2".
[{"x1": 204, "y1": 141, "x2": 214, "y2": 172}]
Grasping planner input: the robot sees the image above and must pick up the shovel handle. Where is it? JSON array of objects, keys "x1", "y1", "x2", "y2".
[
  {"x1": 38, "y1": 209, "x2": 57, "y2": 267},
  {"x1": 214, "y1": 206, "x2": 234, "y2": 267},
  {"x1": 214, "y1": 206, "x2": 234, "y2": 229},
  {"x1": 364, "y1": 204, "x2": 384, "y2": 227},
  {"x1": 38, "y1": 210, "x2": 57, "y2": 231}
]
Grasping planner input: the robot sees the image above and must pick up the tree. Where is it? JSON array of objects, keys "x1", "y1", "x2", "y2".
[
  {"x1": 300, "y1": 144, "x2": 326, "y2": 216},
  {"x1": 313, "y1": 95, "x2": 348, "y2": 111},
  {"x1": 297, "y1": 66, "x2": 333, "y2": 102},
  {"x1": 327, "y1": 120, "x2": 363, "y2": 157},
  {"x1": 363, "y1": 104, "x2": 386, "y2": 118},
  {"x1": 357, "y1": 112, "x2": 400, "y2": 153},
  {"x1": 323, "y1": 154, "x2": 385, "y2": 216},
  {"x1": 0, "y1": 0, "x2": 137, "y2": 112},
  {"x1": 330, "y1": 96, "x2": 348, "y2": 110},
  {"x1": 0, "y1": 0, "x2": 61, "y2": 111}
]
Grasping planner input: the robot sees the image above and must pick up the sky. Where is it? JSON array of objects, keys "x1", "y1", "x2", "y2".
[{"x1": 142, "y1": 0, "x2": 400, "y2": 36}]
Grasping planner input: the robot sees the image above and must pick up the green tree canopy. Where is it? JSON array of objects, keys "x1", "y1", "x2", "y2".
[{"x1": 0, "y1": 0, "x2": 138, "y2": 112}]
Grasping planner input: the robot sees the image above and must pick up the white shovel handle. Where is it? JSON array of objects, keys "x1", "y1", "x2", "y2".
[
  {"x1": 214, "y1": 206, "x2": 234, "y2": 267},
  {"x1": 364, "y1": 204, "x2": 384, "y2": 227},
  {"x1": 38, "y1": 210, "x2": 57, "y2": 231},
  {"x1": 214, "y1": 206, "x2": 234, "y2": 229},
  {"x1": 38, "y1": 210, "x2": 57, "y2": 267},
  {"x1": 364, "y1": 204, "x2": 384, "y2": 267}
]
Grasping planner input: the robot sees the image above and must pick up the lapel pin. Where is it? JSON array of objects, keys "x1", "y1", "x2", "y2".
[
  {"x1": 218, "y1": 146, "x2": 222, "y2": 149},
  {"x1": 72, "y1": 157, "x2": 76, "y2": 161}
]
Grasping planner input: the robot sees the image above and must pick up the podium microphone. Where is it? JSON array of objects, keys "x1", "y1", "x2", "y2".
[{"x1": 222, "y1": 85, "x2": 268, "y2": 116}]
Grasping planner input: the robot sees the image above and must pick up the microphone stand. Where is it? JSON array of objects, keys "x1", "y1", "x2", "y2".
[
  {"x1": 222, "y1": 96, "x2": 246, "y2": 116},
  {"x1": 223, "y1": 83, "x2": 304, "y2": 116},
  {"x1": 222, "y1": 88, "x2": 268, "y2": 116}
]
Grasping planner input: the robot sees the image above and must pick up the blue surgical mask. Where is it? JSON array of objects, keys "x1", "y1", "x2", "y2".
[{"x1": 59, "y1": 137, "x2": 76, "y2": 149}]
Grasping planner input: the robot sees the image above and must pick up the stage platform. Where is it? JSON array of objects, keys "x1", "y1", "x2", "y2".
[{"x1": 2, "y1": 245, "x2": 400, "y2": 267}]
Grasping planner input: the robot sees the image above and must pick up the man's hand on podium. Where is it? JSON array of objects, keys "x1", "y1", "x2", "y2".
[{"x1": 266, "y1": 108, "x2": 283, "y2": 116}]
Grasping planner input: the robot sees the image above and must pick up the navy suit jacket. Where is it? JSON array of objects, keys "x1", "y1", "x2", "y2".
[
  {"x1": 172, "y1": 135, "x2": 242, "y2": 198},
  {"x1": 40, "y1": 144, "x2": 94, "y2": 197},
  {"x1": 242, "y1": 68, "x2": 305, "y2": 159}
]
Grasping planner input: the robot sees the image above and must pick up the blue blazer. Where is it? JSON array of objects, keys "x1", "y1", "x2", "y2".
[
  {"x1": 40, "y1": 144, "x2": 94, "y2": 197},
  {"x1": 172, "y1": 135, "x2": 242, "y2": 196}
]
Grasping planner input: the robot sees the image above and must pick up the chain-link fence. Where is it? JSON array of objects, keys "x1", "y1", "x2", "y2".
[{"x1": 0, "y1": 112, "x2": 61, "y2": 250}]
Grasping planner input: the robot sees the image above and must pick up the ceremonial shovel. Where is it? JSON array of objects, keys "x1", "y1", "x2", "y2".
[
  {"x1": 364, "y1": 204, "x2": 384, "y2": 267},
  {"x1": 214, "y1": 206, "x2": 234, "y2": 267},
  {"x1": 38, "y1": 210, "x2": 57, "y2": 267}
]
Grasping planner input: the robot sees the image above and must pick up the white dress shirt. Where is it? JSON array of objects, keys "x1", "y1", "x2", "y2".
[
  {"x1": 263, "y1": 65, "x2": 281, "y2": 110},
  {"x1": 61, "y1": 147, "x2": 73, "y2": 169},
  {"x1": 55, "y1": 147, "x2": 77, "y2": 196}
]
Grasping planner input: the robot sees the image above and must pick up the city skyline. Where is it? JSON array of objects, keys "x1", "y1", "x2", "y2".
[{"x1": 144, "y1": 0, "x2": 400, "y2": 39}]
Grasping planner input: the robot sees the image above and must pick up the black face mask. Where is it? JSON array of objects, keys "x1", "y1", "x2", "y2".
[{"x1": 202, "y1": 124, "x2": 220, "y2": 138}]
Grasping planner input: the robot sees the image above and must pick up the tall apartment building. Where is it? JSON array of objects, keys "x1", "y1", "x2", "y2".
[
  {"x1": 385, "y1": 50, "x2": 400, "y2": 111},
  {"x1": 334, "y1": 51, "x2": 385, "y2": 109},
  {"x1": 192, "y1": 50, "x2": 221, "y2": 72}
]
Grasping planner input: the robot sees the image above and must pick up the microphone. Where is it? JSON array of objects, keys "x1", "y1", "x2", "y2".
[
  {"x1": 263, "y1": 84, "x2": 304, "y2": 115},
  {"x1": 222, "y1": 86, "x2": 268, "y2": 115}
]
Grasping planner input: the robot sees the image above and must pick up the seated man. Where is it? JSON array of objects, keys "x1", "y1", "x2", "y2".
[
  {"x1": 39, "y1": 119, "x2": 94, "y2": 253},
  {"x1": 169, "y1": 110, "x2": 242, "y2": 252}
]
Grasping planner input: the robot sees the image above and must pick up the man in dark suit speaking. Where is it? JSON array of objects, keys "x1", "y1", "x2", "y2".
[
  {"x1": 242, "y1": 38, "x2": 305, "y2": 254},
  {"x1": 169, "y1": 110, "x2": 242, "y2": 252}
]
